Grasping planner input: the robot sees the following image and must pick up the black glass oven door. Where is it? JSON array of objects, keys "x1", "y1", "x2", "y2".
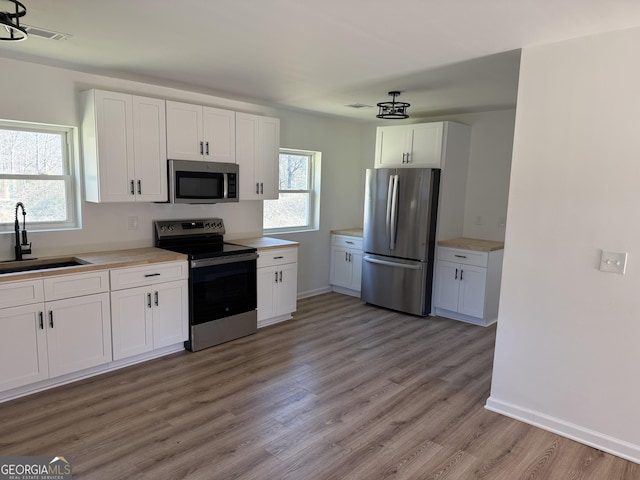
[{"x1": 189, "y1": 258, "x2": 257, "y2": 325}]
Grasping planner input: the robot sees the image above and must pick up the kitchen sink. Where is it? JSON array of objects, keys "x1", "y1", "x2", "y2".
[{"x1": 0, "y1": 258, "x2": 90, "y2": 275}]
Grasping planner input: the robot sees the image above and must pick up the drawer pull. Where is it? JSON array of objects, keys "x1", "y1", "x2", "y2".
[
  {"x1": 274, "y1": 256, "x2": 284, "y2": 259},
  {"x1": 144, "y1": 273, "x2": 161, "y2": 278},
  {"x1": 454, "y1": 254, "x2": 467, "y2": 258},
  {"x1": 346, "y1": 241, "x2": 354, "y2": 245}
]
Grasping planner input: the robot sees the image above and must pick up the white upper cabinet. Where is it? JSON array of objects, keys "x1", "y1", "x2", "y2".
[
  {"x1": 133, "y1": 96, "x2": 168, "y2": 201},
  {"x1": 166, "y1": 101, "x2": 235, "y2": 163},
  {"x1": 375, "y1": 122, "x2": 446, "y2": 169},
  {"x1": 236, "y1": 113, "x2": 280, "y2": 200},
  {"x1": 82, "y1": 89, "x2": 167, "y2": 203}
]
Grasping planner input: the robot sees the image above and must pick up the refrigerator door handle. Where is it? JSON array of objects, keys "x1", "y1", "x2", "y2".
[
  {"x1": 389, "y1": 174, "x2": 399, "y2": 250},
  {"x1": 363, "y1": 256, "x2": 422, "y2": 270},
  {"x1": 385, "y1": 174, "x2": 394, "y2": 248}
]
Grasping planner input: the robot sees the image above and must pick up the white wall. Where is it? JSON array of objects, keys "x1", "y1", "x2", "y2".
[
  {"x1": 487, "y1": 27, "x2": 640, "y2": 463},
  {"x1": 0, "y1": 57, "x2": 366, "y2": 300},
  {"x1": 409, "y1": 110, "x2": 516, "y2": 242},
  {"x1": 267, "y1": 110, "x2": 370, "y2": 297},
  {"x1": 0, "y1": 57, "x2": 514, "y2": 299}
]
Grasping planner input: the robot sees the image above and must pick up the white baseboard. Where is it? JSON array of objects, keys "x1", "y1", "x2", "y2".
[
  {"x1": 485, "y1": 396, "x2": 640, "y2": 464},
  {"x1": 297, "y1": 286, "x2": 332, "y2": 299}
]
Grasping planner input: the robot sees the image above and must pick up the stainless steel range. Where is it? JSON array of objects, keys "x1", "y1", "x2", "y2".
[{"x1": 154, "y1": 218, "x2": 258, "y2": 352}]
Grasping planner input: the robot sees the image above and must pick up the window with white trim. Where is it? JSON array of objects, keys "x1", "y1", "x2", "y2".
[
  {"x1": 0, "y1": 120, "x2": 80, "y2": 232},
  {"x1": 263, "y1": 149, "x2": 321, "y2": 233}
]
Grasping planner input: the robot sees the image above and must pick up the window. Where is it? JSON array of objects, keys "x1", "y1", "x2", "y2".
[
  {"x1": 0, "y1": 120, "x2": 80, "y2": 232},
  {"x1": 263, "y1": 149, "x2": 321, "y2": 232}
]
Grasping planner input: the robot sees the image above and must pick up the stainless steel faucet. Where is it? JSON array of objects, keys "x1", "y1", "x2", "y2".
[{"x1": 14, "y1": 202, "x2": 32, "y2": 261}]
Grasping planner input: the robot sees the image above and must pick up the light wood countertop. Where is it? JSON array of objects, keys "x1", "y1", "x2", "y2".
[
  {"x1": 438, "y1": 237, "x2": 504, "y2": 252},
  {"x1": 331, "y1": 228, "x2": 363, "y2": 237},
  {"x1": 0, "y1": 247, "x2": 187, "y2": 283},
  {"x1": 230, "y1": 237, "x2": 299, "y2": 251}
]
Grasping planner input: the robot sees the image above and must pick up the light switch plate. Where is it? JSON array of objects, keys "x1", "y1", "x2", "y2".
[{"x1": 599, "y1": 250, "x2": 628, "y2": 274}]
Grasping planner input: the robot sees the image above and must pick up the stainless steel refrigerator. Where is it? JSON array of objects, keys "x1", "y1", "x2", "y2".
[{"x1": 361, "y1": 168, "x2": 440, "y2": 316}]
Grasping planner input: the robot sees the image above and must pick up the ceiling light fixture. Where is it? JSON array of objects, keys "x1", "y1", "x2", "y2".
[
  {"x1": 376, "y1": 91, "x2": 410, "y2": 119},
  {"x1": 0, "y1": 0, "x2": 28, "y2": 41}
]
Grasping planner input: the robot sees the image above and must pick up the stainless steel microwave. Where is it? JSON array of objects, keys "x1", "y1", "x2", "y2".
[{"x1": 168, "y1": 159, "x2": 239, "y2": 204}]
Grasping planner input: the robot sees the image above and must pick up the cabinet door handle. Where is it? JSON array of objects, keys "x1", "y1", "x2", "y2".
[
  {"x1": 455, "y1": 268, "x2": 458, "y2": 280},
  {"x1": 147, "y1": 293, "x2": 152, "y2": 308},
  {"x1": 279, "y1": 270, "x2": 283, "y2": 282},
  {"x1": 205, "y1": 141, "x2": 210, "y2": 155},
  {"x1": 130, "y1": 180, "x2": 135, "y2": 195},
  {"x1": 460, "y1": 269, "x2": 464, "y2": 281},
  {"x1": 401, "y1": 153, "x2": 406, "y2": 163},
  {"x1": 39, "y1": 311, "x2": 44, "y2": 330},
  {"x1": 200, "y1": 141, "x2": 204, "y2": 155},
  {"x1": 405, "y1": 153, "x2": 411, "y2": 163},
  {"x1": 348, "y1": 253, "x2": 352, "y2": 262},
  {"x1": 49, "y1": 311, "x2": 54, "y2": 328},
  {"x1": 345, "y1": 252, "x2": 349, "y2": 262},
  {"x1": 154, "y1": 291, "x2": 159, "y2": 306},
  {"x1": 454, "y1": 254, "x2": 467, "y2": 259},
  {"x1": 275, "y1": 271, "x2": 278, "y2": 283},
  {"x1": 137, "y1": 180, "x2": 142, "y2": 194},
  {"x1": 260, "y1": 183, "x2": 264, "y2": 194},
  {"x1": 256, "y1": 182, "x2": 260, "y2": 194}
]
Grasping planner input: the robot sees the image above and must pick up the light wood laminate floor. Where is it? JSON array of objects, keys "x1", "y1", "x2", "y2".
[{"x1": 1, "y1": 292, "x2": 638, "y2": 479}]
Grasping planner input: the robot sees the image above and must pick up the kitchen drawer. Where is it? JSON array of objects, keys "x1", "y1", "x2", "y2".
[
  {"x1": 110, "y1": 261, "x2": 188, "y2": 290},
  {"x1": 437, "y1": 247, "x2": 488, "y2": 267},
  {"x1": 0, "y1": 279, "x2": 44, "y2": 308},
  {"x1": 257, "y1": 247, "x2": 298, "y2": 269},
  {"x1": 332, "y1": 235, "x2": 363, "y2": 250},
  {"x1": 44, "y1": 270, "x2": 109, "y2": 301}
]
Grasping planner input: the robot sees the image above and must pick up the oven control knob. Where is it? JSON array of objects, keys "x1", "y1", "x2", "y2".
[
  {"x1": 160, "y1": 225, "x2": 166, "y2": 232},
  {"x1": 205, "y1": 223, "x2": 210, "y2": 229},
  {"x1": 168, "y1": 225, "x2": 175, "y2": 231}
]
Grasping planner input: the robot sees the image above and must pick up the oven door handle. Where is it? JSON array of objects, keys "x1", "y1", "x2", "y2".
[{"x1": 191, "y1": 252, "x2": 258, "y2": 268}]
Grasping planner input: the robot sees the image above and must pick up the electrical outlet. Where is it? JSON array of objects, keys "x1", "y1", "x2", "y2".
[
  {"x1": 599, "y1": 250, "x2": 627, "y2": 274},
  {"x1": 127, "y1": 216, "x2": 139, "y2": 230}
]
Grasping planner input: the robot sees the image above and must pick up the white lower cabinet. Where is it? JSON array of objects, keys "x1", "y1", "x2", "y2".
[
  {"x1": 0, "y1": 303, "x2": 49, "y2": 391},
  {"x1": 0, "y1": 271, "x2": 112, "y2": 393},
  {"x1": 0, "y1": 260, "x2": 189, "y2": 400},
  {"x1": 110, "y1": 262, "x2": 188, "y2": 361},
  {"x1": 256, "y1": 247, "x2": 298, "y2": 327},
  {"x1": 329, "y1": 234, "x2": 363, "y2": 296},
  {"x1": 433, "y1": 247, "x2": 504, "y2": 326},
  {"x1": 46, "y1": 293, "x2": 112, "y2": 378}
]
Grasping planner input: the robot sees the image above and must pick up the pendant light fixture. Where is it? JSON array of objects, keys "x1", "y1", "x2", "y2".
[
  {"x1": 0, "y1": 0, "x2": 28, "y2": 41},
  {"x1": 376, "y1": 91, "x2": 410, "y2": 119}
]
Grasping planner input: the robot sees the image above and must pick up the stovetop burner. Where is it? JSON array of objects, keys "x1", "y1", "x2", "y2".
[{"x1": 154, "y1": 218, "x2": 256, "y2": 259}]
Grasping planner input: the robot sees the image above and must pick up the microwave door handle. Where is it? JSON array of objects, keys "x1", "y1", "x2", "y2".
[{"x1": 223, "y1": 173, "x2": 229, "y2": 199}]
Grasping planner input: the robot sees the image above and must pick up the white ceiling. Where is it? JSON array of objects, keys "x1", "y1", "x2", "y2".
[{"x1": 2, "y1": 0, "x2": 640, "y2": 122}]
